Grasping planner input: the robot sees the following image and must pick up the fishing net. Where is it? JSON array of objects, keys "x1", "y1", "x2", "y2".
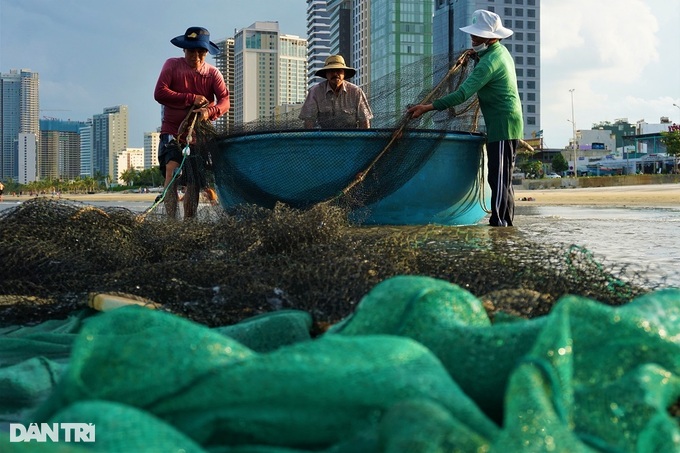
[{"x1": 0, "y1": 198, "x2": 679, "y2": 451}]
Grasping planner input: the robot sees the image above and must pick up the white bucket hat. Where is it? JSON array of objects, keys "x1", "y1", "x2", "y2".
[{"x1": 460, "y1": 10, "x2": 513, "y2": 39}]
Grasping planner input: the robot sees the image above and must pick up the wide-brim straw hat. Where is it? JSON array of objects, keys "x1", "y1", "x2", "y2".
[
  {"x1": 460, "y1": 10, "x2": 513, "y2": 39},
  {"x1": 315, "y1": 55, "x2": 356, "y2": 79},
  {"x1": 171, "y1": 26, "x2": 220, "y2": 56}
]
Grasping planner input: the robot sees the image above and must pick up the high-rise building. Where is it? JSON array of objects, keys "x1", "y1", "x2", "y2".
[
  {"x1": 17, "y1": 133, "x2": 37, "y2": 185},
  {"x1": 351, "y1": 0, "x2": 372, "y2": 88},
  {"x1": 312, "y1": 1, "x2": 433, "y2": 97},
  {"x1": 39, "y1": 118, "x2": 84, "y2": 181},
  {"x1": 232, "y1": 22, "x2": 307, "y2": 124},
  {"x1": 92, "y1": 105, "x2": 128, "y2": 182},
  {"x1": 79, "y1": 119, "x2": 93, "y2": 178},
  {"x1": 306, "y1": 0, "x2": 332, "y2": 90},
  {"x1": 143, "y1": 130, "x2": 160, "y2": 171},
  {"x1": 1, "y1": 69, "x2": 39, "y2": 181},
  {"x1": 326, "y1": 0, "x2": 352, "y2": 62},
  {"x1": 433, "y1": 0, "x2": 540, "y2": 139},
  {"x1": 117, "y1": 147, "x2": 144, "y2": 184},
  {"x1": 214, "y1": 38, "x2": 235, "y2": 133}
]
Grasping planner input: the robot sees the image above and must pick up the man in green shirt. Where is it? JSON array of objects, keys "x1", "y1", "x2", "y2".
[{"x1": 408, "y1": 10, "x2": 523, "y2": 227}]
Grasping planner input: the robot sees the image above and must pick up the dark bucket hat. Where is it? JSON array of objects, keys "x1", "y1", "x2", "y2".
[{"x1": 171, "y1": 27, "x2": 220, "y2": 55}]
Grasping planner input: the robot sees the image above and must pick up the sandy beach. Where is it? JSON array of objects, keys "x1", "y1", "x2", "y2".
[
  {"x1": 515, "y1": 183, "x2": 680, "y2": 207},
  {"x1": 1, "y1": 183, "x2": 679, "y2": 207}
]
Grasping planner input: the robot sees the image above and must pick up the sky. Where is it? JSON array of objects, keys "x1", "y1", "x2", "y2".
[{"x1": 1, "y1": 0, "x2": 679, "y2": 149}]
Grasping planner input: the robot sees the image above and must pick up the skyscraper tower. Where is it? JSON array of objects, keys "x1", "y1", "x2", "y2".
[
  {"x1": 92, "y1": 105, "x2": 128, "y2": 182},
  {"x1": 434, "y1": 0, "x2": 540, "y2": 139},
  {"x1": 306, "y1": 0, "x2": 332, "y2": 90},
  {"x1": 326, "y1": 0, "x2": 352, "y2": 66},
  {"x1": 214, "y1": 38, "x2": 235, "y2": 133},
  {"x1": 39, "y1": 118, "x2": 84, "y2": 180},
  {"x1": 0, "y1": 69, "x2": 39, "y2": 180},
  {"x1": 232, "y1": 22, "x2": 307, "y2": 124}
]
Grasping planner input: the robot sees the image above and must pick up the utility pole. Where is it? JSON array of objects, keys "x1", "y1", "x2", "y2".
[{"x1": 569, "y1": 88, "x2": 578, "y2": 178}]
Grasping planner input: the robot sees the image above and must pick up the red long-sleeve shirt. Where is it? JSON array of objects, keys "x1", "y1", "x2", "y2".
[{"x1": 154, "y1": 57, "x2": 230, "y2": 136}]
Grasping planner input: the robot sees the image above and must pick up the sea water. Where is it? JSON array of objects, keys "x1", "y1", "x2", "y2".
[{"x1": 513, "y1": 205, "x2": 680, "y2": 288}]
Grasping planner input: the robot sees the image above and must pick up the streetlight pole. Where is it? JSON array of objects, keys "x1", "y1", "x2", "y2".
[{"x1": 569, "y1": 88, "x2": 578, "y2": 178}]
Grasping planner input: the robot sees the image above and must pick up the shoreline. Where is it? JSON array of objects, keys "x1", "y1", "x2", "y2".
[{"x1": 1, "y1": 183, "x2": 679, "y2": 207}]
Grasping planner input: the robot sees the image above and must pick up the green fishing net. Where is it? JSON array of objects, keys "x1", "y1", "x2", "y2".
[{"x1": 1, "y1": 276, "x2": 678, "y2": 452}]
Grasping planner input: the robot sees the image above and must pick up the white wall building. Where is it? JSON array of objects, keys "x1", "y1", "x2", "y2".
[
  {"x1": 144, "y1": 131, "x2": 160, "y2": 170},
  {"x1": 116, "y1": 147, "x2": 144, "y2": 185},
  {"x1": 232, "y1": 22, "x2": 307, "y2": 124},
  {"x1": 17, "y1": 132, "x2": 37, "y2": 184}
]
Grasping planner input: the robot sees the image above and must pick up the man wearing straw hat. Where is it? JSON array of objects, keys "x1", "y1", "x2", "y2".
[
  {"x1": 408, "y1": 10, "x2": 523, "y2": 227},
  {"x1": 300, "y1": 55, "x2": 373, "y2": 129},
  {"x1": 154, "y1": 26, "x2": 230, "y2": 219}
]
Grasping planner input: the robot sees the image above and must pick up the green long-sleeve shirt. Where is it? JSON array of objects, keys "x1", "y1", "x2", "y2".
[{"x1": 432, "y1": 42, "x2": 523, "y2": 143}]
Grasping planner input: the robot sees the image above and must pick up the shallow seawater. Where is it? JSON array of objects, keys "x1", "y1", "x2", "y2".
[{"x1": 512, "y1": 205, "x2": 680, "y2": 288}]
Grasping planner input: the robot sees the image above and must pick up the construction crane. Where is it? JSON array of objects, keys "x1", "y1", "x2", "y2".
[{"x1": 40, "y1": 109, "x2": 72, "y2": 120}]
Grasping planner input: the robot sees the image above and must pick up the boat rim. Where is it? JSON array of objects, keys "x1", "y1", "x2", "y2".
[{"x1": 217, "y1": 128, "x2": 486, "y2": 141}]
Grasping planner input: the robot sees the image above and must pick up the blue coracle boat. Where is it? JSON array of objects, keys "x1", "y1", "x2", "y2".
[{"x1": 212, "y1": 129, "x2": 490, "y2": 226}]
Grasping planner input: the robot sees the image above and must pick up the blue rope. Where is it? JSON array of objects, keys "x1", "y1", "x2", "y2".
[{"x1": 138, "y1": 144, "x2": 190, "y2": 219}]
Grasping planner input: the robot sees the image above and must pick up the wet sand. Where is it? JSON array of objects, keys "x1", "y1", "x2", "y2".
[
  {"x1": 515, "y1": 183, "x2": 680, "y2": 207},
  {"x1": 1, "y1": 192, "x2": 159, "y2": 204}
]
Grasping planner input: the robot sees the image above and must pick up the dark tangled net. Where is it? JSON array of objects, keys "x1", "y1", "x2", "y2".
[{"x1": 0, "y1": 197, "x2": 664, "y2": 333}]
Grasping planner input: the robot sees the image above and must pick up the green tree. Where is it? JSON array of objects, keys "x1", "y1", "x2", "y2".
[
  {"x1": 120, "y1": 168, "x2": 139, "y2": 186},
  {"x1": 517, "y1": 160, "x2": 543, "y2": 179},
  {"x1": 661, "y1": 130, "x2": 680, "y2": 172},
  {"x1": 551, "y1": 153, "x2": 569, "y2": 174},
  {"x1": 137, "y1": 167, "x2": 163, "y2": 187}
]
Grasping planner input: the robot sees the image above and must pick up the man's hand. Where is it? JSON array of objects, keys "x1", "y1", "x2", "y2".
[
  {"x1": 193, "y1": 95, "x2": 209, "y2": 107},
  {"x1": 407, "y1": 103, "x2": 434, "y2": 119},
  {"x1": 193, "y1": 97, "x2": 210, "y2": 121}
]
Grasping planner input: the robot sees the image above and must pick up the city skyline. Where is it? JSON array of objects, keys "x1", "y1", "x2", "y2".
[{"x1": 1, "y1": 0, "x2": 679, "y2": 149}]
